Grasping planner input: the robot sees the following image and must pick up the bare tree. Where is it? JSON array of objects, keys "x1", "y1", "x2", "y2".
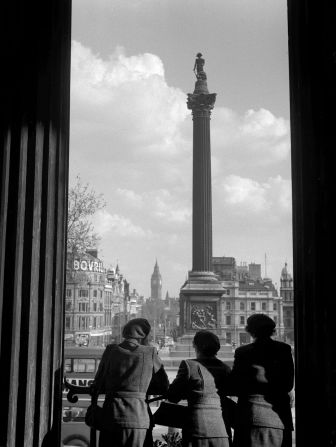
[{"x1": 67, "y1": 175, "x2": 106, "y2": 254}]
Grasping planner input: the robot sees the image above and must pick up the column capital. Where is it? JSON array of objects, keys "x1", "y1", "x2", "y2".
[{"x1": 187, "y1": 92, "x2": 217, "y2": 113}]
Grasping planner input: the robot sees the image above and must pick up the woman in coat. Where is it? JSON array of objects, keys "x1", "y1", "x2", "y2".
[
  {"x1": 167, "y1": 330, "x2": 232, "y2": 447},
  {"x1": 230, "y1": 314, "x2": 294, "y2": 447},
  {"x1": 92, "y1": 318, "x2": 169, "y2": 447}
]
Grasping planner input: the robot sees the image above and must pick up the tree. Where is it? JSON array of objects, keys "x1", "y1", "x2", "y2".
[{"x1": 67, "y1": 176, "x2": 106, "y2": 254}]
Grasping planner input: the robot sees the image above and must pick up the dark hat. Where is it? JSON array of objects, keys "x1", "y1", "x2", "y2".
[
  {"x1": 122, "y1": 318, "x2": 151, "y2": 340},
  {"x1": 246, "y1": 313, "x2": 276, "y2": 338},
  {"x1": 193, "y1": 331, "x2": 220, "y2": 356}
]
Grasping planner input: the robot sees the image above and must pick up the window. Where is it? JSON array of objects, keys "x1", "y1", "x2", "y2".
[
  {"x1": 240, "y1": 333, "x2": 249, "y2": 345},
  {"x1": 226, "y1": 332, "x2": 232, "y2": 344},
  {"x1": 274, "y1": 316, "x2": 277, "y2": 324},
  {"x1": 226, "y1": 289, "x2": 230, "y2": 295},
  {"x1": 79, "y1": 289, "x2": 88, "y2": 298},
  {"x1": 273, "y1": 302, "x2": 277, "y2": 311},
  {"x1": 78, "y1": 316, "x2": 89, "y2": 329},
  {"x1": 251, "y1": 302, "x2": 256, "y2": 311},
  {"x1": 65, "y1": 301, "x2": 72, "y2": 311},
  {"x1": 262, "y1": 302, "x2": 267, "y2": 311},
  {"x1": 99, "y1": 302, "x2": 103, "y2": 311},
  {"x1": 240, "y1": 302, "x2": 245, "y2": 311},
  {"x1": 93, "y1": 302, "x2": 97, "y2": 312},
  {"x1": 64, "y1": 358, "x2": 73, "y2": 373},
  {"x1": 92, "y1": 317, "x2": 97, "y2": 328},
  {"x1": 226, "y1": 315, "x2": 231, "y2": 325},
  {"x1": 73, "y1": 359, "x2": 96, "y2": 373},
  {"x1": 240, "y1": 315, "x2": 245, "y2": 325},
  {"x1": 66, "y1": 289, "x2": 72, "y2": 297},
  {"x1": 93, "y1": 290, "x2": 97, "y2": 297},
  {"x1": 79, "y1": 302, "x2": 88, "y2": 312},
  {"x1": 65, "y1": 316, "x2": 71, "y2": 330},
  {"x1": 226, "y1": 301, "x2": 231, "y2": 310}
]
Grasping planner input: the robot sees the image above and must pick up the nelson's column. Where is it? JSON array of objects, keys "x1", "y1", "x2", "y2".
[{"x1": 180, "y1": 53, "x2": 225, "y2": 336}]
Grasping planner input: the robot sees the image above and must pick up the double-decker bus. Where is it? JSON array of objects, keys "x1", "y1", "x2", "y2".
[
  {"x1": 64, "y1": 347, "x2": 105, "y2": 387},
  {"x1": 62, "y1": 347, "x2": 104, "y2": 446}
]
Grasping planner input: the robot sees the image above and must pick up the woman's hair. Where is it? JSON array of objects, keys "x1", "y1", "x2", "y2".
[
  {"x1": 193, "y1": 331, "x2": 220, "y2": 357},
  {"x1": 245, "y1": 313, "x2": 276, "y2": 338}
]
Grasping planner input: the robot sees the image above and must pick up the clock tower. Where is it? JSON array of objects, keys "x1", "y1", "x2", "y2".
[{"x1": 151, "y1": 260, "x2": 162, "y2": 300}]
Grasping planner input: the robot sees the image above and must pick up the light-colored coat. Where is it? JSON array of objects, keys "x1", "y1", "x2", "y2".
[{"x1": 167, "y1": 358, "x2": 230, "y2": 440}]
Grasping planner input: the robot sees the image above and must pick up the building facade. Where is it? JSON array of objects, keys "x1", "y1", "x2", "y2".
[
  {"x1": 280, "y1": 263, "x2": 294, "y2": 344},
  {"x1": 207, "y1": 256, "x2": 284, "y2": 345},
  {"x1": 220, "y1": 277, "x2": 284, "y2": 346},
  {"x1": 64, "y1": 252, "x2": 140, "y2": 347}
]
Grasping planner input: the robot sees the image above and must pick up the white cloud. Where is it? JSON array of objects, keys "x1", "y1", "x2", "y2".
[
  {"x1": 71, "y1": 41, "x2": 188, "y2": 160},
  {"x1": 221, "y1": 175, "x2": 268, "y2": 212},
  {"x1": 219, "y1": 174, "x2": 291, "y2": 215},
  {"x1": 93, "y1": 210, "x2": 152, "y2": 238},
  {"x1": 150, "y1": 189, "x2": 191, "y2": 223},
  {"x1": 212, "y1": 107, "x2": 290, "y2": 167},
  {"x1": 116, "y1": 188, "x2": 144, "y2": 208}
]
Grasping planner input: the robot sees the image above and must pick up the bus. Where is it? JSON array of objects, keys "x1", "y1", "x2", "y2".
[
  {"x1": 62, "y1": 347, "x2": 104, "y2": 446},
  {"x1": 64, "y1": 347, "x2": 105, "y2": 387}
]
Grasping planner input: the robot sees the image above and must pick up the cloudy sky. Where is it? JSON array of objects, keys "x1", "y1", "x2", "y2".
[{"x1": 70, "y1": 0, "x2": 292, "y2": 298}]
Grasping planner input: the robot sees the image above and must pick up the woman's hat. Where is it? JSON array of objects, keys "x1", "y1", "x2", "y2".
[
  {"x1": 122, "y1": 318, "x2": 151, "y2": 339},
  {"x1": 246, "y1": 313, "x2": 276, "y2": 337}
]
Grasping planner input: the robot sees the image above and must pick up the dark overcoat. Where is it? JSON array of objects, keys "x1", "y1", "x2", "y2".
[
  {"x1": 93, "y1": 340, "x2": 169, "y2": 446},
  {"x1": 167, "y1": 358, "x2": 232, "y2": 447},
  {"x1": 230, "y1": 338, "x2": 294, "y2": 447}
]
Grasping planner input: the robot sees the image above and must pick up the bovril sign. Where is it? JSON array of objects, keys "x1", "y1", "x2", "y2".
[{"x1": 73, "y1": 259, "x2": 104, "y2": 273}]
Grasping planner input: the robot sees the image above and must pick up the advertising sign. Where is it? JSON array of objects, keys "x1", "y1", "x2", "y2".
[{"x1": 73, "y1": 259, "x2": 104, "y2": 273}]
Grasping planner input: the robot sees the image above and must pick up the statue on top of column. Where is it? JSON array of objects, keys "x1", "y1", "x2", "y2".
[{"x1": 193, "y1": 53, "x2": 207, "y2": 80}]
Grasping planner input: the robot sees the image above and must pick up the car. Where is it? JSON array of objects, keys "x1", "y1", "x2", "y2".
[{"x1": 61, "y1": 400, "x2": 91, "y2": 446}]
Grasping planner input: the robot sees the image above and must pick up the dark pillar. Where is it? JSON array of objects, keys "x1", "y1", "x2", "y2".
[
  {"x1": 179, "y1": 55, "x2": 223, "y2": 337},
  {"x1": 287, "y1": 1, "x2": 336, "y2": 446},
  {"x1": 187, "y1": 55, "x2": 216, "y2": 272},
  {"x1": 0, "y1": 1, "x2": 71, "y2": 445}
]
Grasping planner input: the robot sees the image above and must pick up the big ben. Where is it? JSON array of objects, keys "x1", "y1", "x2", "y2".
[{"x1": 151, "y1": 260, "x2": 162, "y2": 300}]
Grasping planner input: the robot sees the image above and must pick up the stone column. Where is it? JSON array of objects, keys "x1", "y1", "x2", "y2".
[
  {"x1": 187, "y1": 54, "x2": 216, "y2": 272},
  {"x1": 179, "y1": 55, "x2": 223, "y2": 338}
]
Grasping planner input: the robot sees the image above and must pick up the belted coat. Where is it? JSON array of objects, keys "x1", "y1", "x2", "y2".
[
  {"x1": 167, "y1": 357, "x2": 232, "y2": 446},
  {"x1": 93, "y1": 341, "x2": 169, "y2": 430},
  {"x1": 230, "y1": 338, "x2": 294, "y2": 447}
]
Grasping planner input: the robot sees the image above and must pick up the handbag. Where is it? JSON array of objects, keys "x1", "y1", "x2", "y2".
[
  {"x1": 85, "y1": 392, "x2": 111, "y2": 432},
  {"x1": 85, "y1": 402, "x2": 109, "y2": 431},
  {"x1": 153, "y1": 401, "x2": 188, "y2": 428},
  {"x1": 222, "y1": 397, "x2": 237, "y2": 429}
]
